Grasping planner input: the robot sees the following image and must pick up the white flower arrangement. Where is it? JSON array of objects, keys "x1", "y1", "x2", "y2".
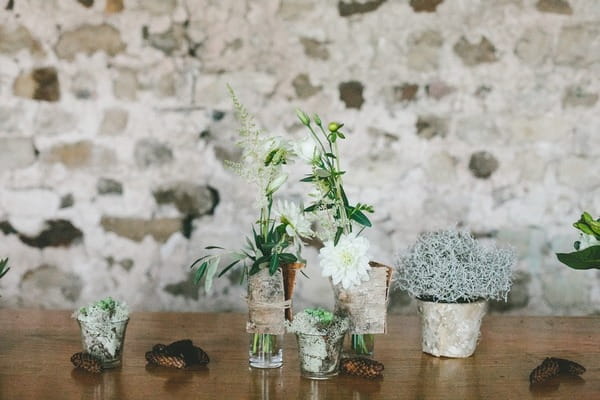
[
  {"x1": 296, "y1": 111, "x2": 375, "y2": 290},
  {"x1": 192, "y1": 87, "x2": 310, "y2": 292}
]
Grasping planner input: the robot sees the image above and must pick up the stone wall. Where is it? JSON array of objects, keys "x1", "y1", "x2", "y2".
[{"x1": 0, "y1": 0, "x2": 599, "y2": 315}]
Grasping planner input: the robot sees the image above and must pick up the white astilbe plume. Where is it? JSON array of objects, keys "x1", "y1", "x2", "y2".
[
  {"x1": 394, "y1": 230, "x2": 515, "y2": 303},
  {"x1": 273, "y1": 200, "x2": 313, "y2": 238}
]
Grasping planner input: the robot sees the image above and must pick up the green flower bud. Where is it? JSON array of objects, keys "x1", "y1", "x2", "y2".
[
  {"x1": 328, "y1": 122, "x2": 344, "y2": 132},
  {"x1": 313, "y1": 114, "x2": 322, "y2": 126},
  {"x1": 296, "y1": 109, "x2": 310, "y2": 126}
]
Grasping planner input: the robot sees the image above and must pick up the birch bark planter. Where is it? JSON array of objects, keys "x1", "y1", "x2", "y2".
[
  {"x1": 333, "y1": 262, "x2": 393, "y2": 334},
  {"x1": 417, "y1": 299, "x2": 487, "y2": 358},
  {"x1": 246, "y1": 264, "x2": 303, "y2": 368}
]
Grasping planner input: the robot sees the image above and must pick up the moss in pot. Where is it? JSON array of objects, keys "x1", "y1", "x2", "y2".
[
  {"x1": 395, "y1": 229, "x2": 515, "y2": 358},
  {"x1": 287, "y1": 308, "x2": 349, "y2": 379}
]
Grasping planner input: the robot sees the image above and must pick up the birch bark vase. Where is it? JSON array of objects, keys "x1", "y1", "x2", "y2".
[
  {"x1": 417, "y1": 299, "x2": 487, "y2": 358},
  {"x1": 333, "y1": 262, "x2": 393, "y2": 333},
  {"x1": 246, "y1": 268, "x2": 287, "y2": 335}
]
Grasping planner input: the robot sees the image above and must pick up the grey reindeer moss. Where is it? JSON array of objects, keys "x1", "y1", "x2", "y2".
[{"x1": 395, "y1": 230, "x2": 515, "y2": 303}]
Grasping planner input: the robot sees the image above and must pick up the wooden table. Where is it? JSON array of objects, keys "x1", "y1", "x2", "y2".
[{"x1": 0, "y1": 310, "x2": 598, "y2": 399}]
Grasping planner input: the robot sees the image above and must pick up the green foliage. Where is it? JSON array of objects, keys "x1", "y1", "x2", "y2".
[
  {"x1": 556, "y1": 212, "x2": 600, "y2": 270},
  {"x1": 0, "y1": 258, "x2": 9, "y2": 280},
  {"x1": 75, "y1": 296, "x2": 129, "y2": 322},
  {"x1": 296, "y1": 110, "x2": 374, "y2": 241},
  {"x1": 305, "y1": 307, "x2": 334, "y2": 325}
]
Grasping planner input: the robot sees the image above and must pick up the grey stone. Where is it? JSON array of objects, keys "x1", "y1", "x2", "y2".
[
  {"x1": 140, "y1": 0, "x2": 177, "y2": 15},
  {"x1": 426, "y1": 81, "x2": 455, "y2": 99},
  {"x1": 555, "y1": 24, "x2": 600, "y2": 67},
  {"x1": 13, "y1": 67, "x2": 60, "y2": 102},
  {"x1": 77, "y1": 0, "x2": 93, "y2": 7},
  {"x1": 60, "y1": 194, "x2": 74, "y2": 209},
  {"x1": 97, "y1": 178, "x2": 123, "y2": 195},
  {"x1": 21, "y1": 264, "x2": 83, "y2": 303},
  {"x1": 153, "y1": 182, "x2": 219, "y2": 216},
  {"x1": 542, "y1": 272, "x2": 590, "y2": 310},
  {"x1": 489, "y1": 271, "x2": 530, "y2": 312},
  {"x1": 55, "y1": 24, "x2": 125, "y2": 60},
  {"x1": 299, "y1": 37, "x2": 330, "y2": 60},
  {"x1": 339, "y1": 81, "x2": 364, "y2": 109},
  {"x1": 409, "y1": 0, "x2": 444, "y2": 12},
  {"x1": 536, "y1": 0, "x2": 572, "y2": 14},
  {"x1": 0, "y1": 25, "x2": 42, "y2": 55},
  {"x1": 338, "y1": 0, "x2": 387, "y2": 17},
  {"x1": 515, "y1": 28, "x2": 552, "y2": 66},
  {"x1": 71, "y1": 71, "x2": 97, "y2": 99},
  {"x1": 100, "y1": 216, "x2": 182, "y2": 242},
  {"x1": 120, "y1": 258, "x2": 134, "y2": 272},
  {"x1": 164, "y1": 275, "x2": 202, "y2": 300},
  {"x1": 113, "y1": 68, "x2": 138, "y2": 101},
  {"x1": 33, "y1": 107, "x2": 76, "y2": 135},
  {"x1": 292, "y1": 74, "x2": 322, "y2": 99},
  {"x1": 147, "y1": 24, "x2": 186, "y2": 55},
  {"x1": 557, "y1": 156, "x2": 600, "y2": 189},
  {"x1": 454, "y1": 36, "x2": 498, "y2": 66},
  {"x1": 18, "y1": 219, "x2": 83, "y2": 248},
  {"x1": 468, "y1": 151, "x2": 499, "y2": 179},
  {"x1": 0, "y1": 138, "x2": 36, "y2": 171},
  {"x1": 394, "y1": 83, "x2": 419, "y2": 102},
  {"x1": 407, "y1": 30, "x2": 443, "y2": 71},
  {"x1": 134, "y1": 139, "x2": 174, "y2": 168},
  {"x1": 416, "y1": 115, "x2": 448, "y2": 139},
  {"x1": 98, "y1": 108, "x2": 128, "y2": 135},
  {"x1": 562, "y1": 86, "x2": 598, "y2": 108}
]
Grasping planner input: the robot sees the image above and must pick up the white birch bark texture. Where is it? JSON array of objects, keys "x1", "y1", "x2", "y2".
[
  {"x1": 246, "y1": 268, "x2": 288, "y2": 334},
  {"x1": 417, "y1": 299, "x2": 487, "y2": 358},
  {"x1": 333, "y1": 263, "x2": 393, "y2": 334}
]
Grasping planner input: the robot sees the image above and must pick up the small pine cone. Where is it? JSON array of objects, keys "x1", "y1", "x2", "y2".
[
  {"x1": 340, "y1": 358, "x2": 384, "y2": 379},
  {"x1": 71, "y1": 352, "x2": 103, "y2": 374},
  {"x1": 551, "y1": 358, "x2": 586, "y2": 376},
  {"x1": 152, "y1": 344, "x2": 168, "y2": 354},
  {"x1": 145, "y1": 351, "x2": 186, "y2": 369},
  {"x1": 192, "y1": 345, "x2": 210, "y2": 365},
  {"x1": 530, "y1": 358, "x2": 560, "y2": 384}
]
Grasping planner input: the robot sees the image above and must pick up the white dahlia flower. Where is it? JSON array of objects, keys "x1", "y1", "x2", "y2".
[{"x1": 319, "y1": 234, "x2": 371, "y2": 289}]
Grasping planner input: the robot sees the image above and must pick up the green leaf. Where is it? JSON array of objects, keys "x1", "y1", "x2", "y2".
[
  {"x1": 269, "y1": 253, "x2": 279, "y2": 275},
  {"x1": 300, "y1": 175, "x2": 316, "y2": 182},
  {"x1": 334, "y1": 227, "x2": 344, "y2": 246},
  {"x1": 193, "y1": 261, "x2": 208, "y2": 285},
  {"x1": 337, "y1": 131, "x2": 346, "y2": 139},
  {"x1": 217, "y1": 259, "x2": 242, "y2": 278},
  {"x1": 204, "y1": 257, "x2": 219, "y2": 292},
  {"x1": 315, "y1": 169, "x2": 331, "y2": 178},
  {"x1": 278, "y1": 253, "x2": 298, "y2": 263},
  {"x1": 349, "y1": 209, "x2": 372, "y2": 227},
  {"x1": 304, "y1": 204, "x2": 319, "y2": 212},
  {"x1": 190, "y1": 255, "x2": 210, "y2": 269},
  {"x1": 204, "y1": 246, "x2": 224, "y2": 250},
  {"x1": 0, "y1": 258, "x2": 9, "y2": 279},
  {"x1": 324, "y1": 152, "x2": 336, "y2": 159},
  {"x1": 340, "y1": 186, "x2": 349, "y2": 207},
  {"x1": 556, "y1": 245, "x2": 600, "y2": 270}
]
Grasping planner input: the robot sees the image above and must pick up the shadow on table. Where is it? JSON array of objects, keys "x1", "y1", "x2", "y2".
[{"x1": 145, "y1": 363, "x2": 210, "y2": 393}]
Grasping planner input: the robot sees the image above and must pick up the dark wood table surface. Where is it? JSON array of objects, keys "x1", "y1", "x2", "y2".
[{"x1": 0, "y1": 309, "x2": 598, "y2": 399}]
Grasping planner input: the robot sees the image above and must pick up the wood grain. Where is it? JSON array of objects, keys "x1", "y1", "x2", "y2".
[{"x1": 0, "y1": 310, "x2": 598, "y2": 399}]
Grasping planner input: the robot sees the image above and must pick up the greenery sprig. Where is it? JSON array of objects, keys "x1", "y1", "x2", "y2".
[
  {"x1": 296, "y1": 110, "x2": 373, "y2": 244},
  {"x1": 556, "y1": 212, "x2": 600, "y2": 270}
]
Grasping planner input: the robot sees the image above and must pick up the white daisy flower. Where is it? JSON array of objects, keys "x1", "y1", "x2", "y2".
[
  {"x1": 273, "y1": 200, "x2": 313, "y2": 238},
  {"x1": 293, "y1": 135, "x2": 321, "y2": 164},
  {"x1": 319, "y1": 234, "x2": 371, "y2": 289}
]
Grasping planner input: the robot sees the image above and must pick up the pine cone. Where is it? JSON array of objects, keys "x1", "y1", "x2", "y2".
[
  {"x1": 340, "y1": 358, "x2": 384, "y2": 379},
  {"x1": 71, "y1": 352, "x2": 103, "y2": 374},
  {"x1": 551, "y1": 358, "x2": 586, "y2": 375},
  {"x1": 145, "y1": 351, "x2": 186, "y2": 369},
  {"x1": 530, "y1": 358, "x2": 560, "y2": 384}
]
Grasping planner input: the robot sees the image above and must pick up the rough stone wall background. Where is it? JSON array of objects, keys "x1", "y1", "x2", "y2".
[{"x1": 0, "y1": 0, "x2": 599, "y2": 315}]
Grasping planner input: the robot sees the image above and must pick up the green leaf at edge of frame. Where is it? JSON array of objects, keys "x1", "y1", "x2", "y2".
[{"x1": 556, "y1": 245, "x2": 600, "y2": 270}]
